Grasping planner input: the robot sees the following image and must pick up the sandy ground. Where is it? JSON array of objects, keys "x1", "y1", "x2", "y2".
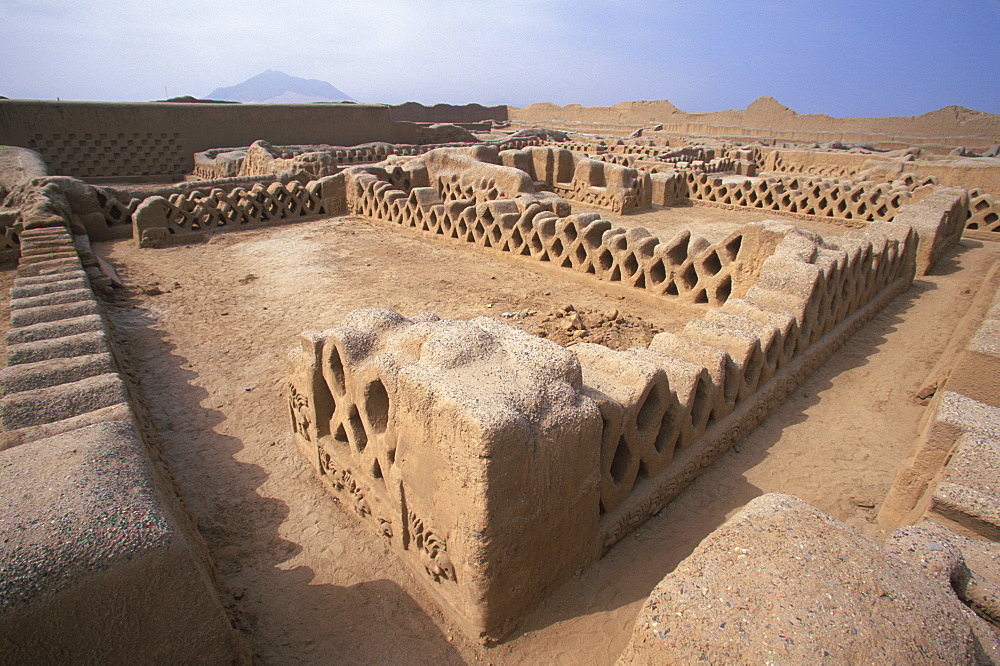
[{"x1": 76, "y1": 210, "x2": 1000, "y2": 664}]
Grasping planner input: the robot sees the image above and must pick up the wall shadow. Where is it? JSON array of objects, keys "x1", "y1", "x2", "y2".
[
  {"x1": 925, "y1": 238, "x2": 983, "y2": 277},
  {"x1": 103, "y1": 280, "x2": 464, "y2": 664}
]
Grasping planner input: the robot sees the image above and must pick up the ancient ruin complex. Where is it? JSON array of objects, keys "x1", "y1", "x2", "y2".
[{"x1": 1, "y1": 98, "x2": 999, "y2": 662}]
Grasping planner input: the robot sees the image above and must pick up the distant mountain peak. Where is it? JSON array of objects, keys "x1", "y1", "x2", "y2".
[{"x1": 207, "y1": 71, "x2": 355, "y2": 104}]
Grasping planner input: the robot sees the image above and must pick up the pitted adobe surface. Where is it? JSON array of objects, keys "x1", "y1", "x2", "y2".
[
  {"x1": 93, "y1": 208, "x2": 1000, "y2": 663},
  {"x1": 0, "y1": 265, "x2": 14, "y2": 375}
]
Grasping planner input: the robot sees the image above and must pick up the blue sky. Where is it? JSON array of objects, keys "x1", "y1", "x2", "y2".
[{"x1": 1, "y1": 0, "x2": 998, "y2": 117}]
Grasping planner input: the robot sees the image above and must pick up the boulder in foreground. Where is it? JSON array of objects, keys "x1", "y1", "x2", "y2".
[{"x1": 618, "y1": 493, "x2": 997, "y2": 664}]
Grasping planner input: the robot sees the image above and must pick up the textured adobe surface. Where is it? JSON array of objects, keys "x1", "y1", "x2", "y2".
[
  {"x1": 288, "y1": 308, "x2": 602, "y2": 640},
  {"x1": 0, "y1": 422, "x2": 242, "y2": 662},
  {"x1": 292, "y1": 158, "x2": 920, "y2": 637},
  {"x1": 617, "y1": 494, "x2": 995, "y2": 664},
  {"x1": 2, "y1": 98, "x2": 1000, "y2": 661}
]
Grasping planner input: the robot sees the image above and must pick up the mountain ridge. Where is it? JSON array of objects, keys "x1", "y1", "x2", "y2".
[{"x1": 207, "y1": 70, "x2": 355, "y2": 104}]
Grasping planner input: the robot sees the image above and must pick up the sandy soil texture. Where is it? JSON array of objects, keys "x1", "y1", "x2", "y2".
[{"x1": 89, "y1": 212, "x2": 999, "y2": 665}]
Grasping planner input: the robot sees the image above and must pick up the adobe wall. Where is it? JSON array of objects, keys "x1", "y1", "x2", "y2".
[
  {"x1": 132, "y1": 178, "x2": 342, "y2": 248},
  {"x1": 0, "y1": 192, "x2": 246, "y2": 659},
  {"x1": 344, "y1": 162, "x2": 748, "y2": 305},
  {"x1": 0, "y1": 135, "x2": 972, "y2": 651},
  {"x1": 501, "y1": 146, "x2": 652, "y2": 213},
  {"x1": 1, "y1": 103, "x2": 995, "y2": 657},
  {"x1": 618, "y1": 494, "x2": 999, "y2": 663},
  {"x1": 193, "y1": 136, "x2": 540, "y2": 180},
  {"x1": 509, "y1": 98, "x2": 1000, "y2": 152},
  {"x1": 389, "y1": 102, "x2": 508, "y2": 124},
  {"x1": 765, "y1": 148, "x2": 1000, "y2": 189},
  {"x1": 661, "y1": 171, "x2": 969, "y2": 274},
  {"x1": 0, "y1": 146, "x2": 47, "y2": 191},
  {"x1": 0, "y1": 100, "x2": 394, "y2": 179},
  {"x1": 1, "y1": 175, "x2": 136, "y2": 243},
  {"x1": 620, "y1": 289, "x2": 1000, "y2": 665},
  {"x1": 535, "y1": 139, "x2": 997, "y2": 236},
  {"x1": 762, "y1": 148, "x2": 1000, "y2": 233},
  {"x1": 288, "y1": 152, "x2": 921, "y2": 640},
  {"x1": 881, "y1": 278, "x2": 1000, "y2": 537}
]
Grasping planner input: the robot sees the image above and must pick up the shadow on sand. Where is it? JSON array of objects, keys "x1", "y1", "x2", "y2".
[{"x1": 104, "y1": 280, "x2": 464, "y2": 664}]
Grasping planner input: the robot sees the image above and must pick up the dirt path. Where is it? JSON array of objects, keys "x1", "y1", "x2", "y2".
[{"x1": 94, "y1": 213, "x2": 1000, "y2": 664}]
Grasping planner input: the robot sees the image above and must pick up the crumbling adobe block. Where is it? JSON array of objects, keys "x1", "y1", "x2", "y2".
[
  {"x1": 0, "y1": 422, "x2": 244, "y2": 662},
  {"x1": 618, "y1": 494, "x2": 996, "y2": 664},
  {"x1": 893, "y1": 186, "x2": 968, "y2": 275},
  {"x1": 287, "y1": 309, "x2": 602, "y2": 642}
]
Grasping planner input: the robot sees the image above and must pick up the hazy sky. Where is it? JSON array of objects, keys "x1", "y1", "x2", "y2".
[{"x1": 2, "y1": 0, "x2": 998, "y2": 117}]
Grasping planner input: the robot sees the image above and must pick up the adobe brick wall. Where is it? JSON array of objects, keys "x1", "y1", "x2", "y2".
[{"x1": 0, "y1": 100, "x2": 393, "y2": 178}]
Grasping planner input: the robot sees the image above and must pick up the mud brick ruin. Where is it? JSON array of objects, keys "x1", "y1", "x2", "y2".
[{"x1": 1, "y1": 98, "x2": 999, "y2": 661}]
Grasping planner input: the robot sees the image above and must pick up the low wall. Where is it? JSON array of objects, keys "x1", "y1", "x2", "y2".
[
  {"x1": 287, "y1": 310, "x2": 602, "y2": 642},
  {"x1": 682, "y1": 172, "x2": 915, "y2": 222},
  {"x1": 541, "y1": 140, "x2": 979, "y2": 250},
  {"x1": 0, "y1": 100, "x2": 394, "y2": 179},
  {"x1": 764, "y1": 148, "x2": 1000, "y2": 233},
  {"x1": 893, "y1": 188, "x2": 970, "y2": 275},
  {"x1": 0, "y1": 206, "x2": 245, "y2": 658},
  {"x1": 646, "y1": 170, "x2": 968, "y2": 273},
  {"x1": 132, "y1": 177, "x2": 343, "y2": 247},
  {"x1": 193, "y1": 136, "x2": 540, "y2": 180},
  {"x1": 1, "y1": 176, "x2": 136, "y2": 245},
  {"x1": 546, "y1": 141, "x2": 755, "y2": 178},
  {"x1": 289, "y1": 152, "x2": 920, "y2": 640},
  {"x1": 344, "y1": 160, "x2": 751, "y2": 306},
  {"x1": 881, "y1": 280, "x2": 1000, "y2": 536},
  {"x1": 765, "y1": 148, "x2": 1000, "y2": 191},
  {"x1": 604, "y1": 154, "x2": 744, "y2": 178},
  {"x1": 500, "y1": 146, "x2": 652, "y2": 213}
]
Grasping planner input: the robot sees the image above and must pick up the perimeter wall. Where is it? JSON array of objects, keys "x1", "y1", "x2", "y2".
[
  {"x1": 0, "y1": 101, "x2": 394, "y2": 179},
  {"x1": 508, "y1": 98, "x2": 1000, "y2": 152},
  {"x1": 389, "y1": 102, "x2": 507, "y2": 124}
]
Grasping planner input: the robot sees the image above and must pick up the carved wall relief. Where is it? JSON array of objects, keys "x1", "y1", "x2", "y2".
[
  {"x1": 400, "y1": 484, "x2": 455, "y2": 584},
  {"x1": 317, "y1": 442, "x2": 393, "y2": 540},
  {"x1": 288, "y1": 382, "x2": 312, "y2": 442}
]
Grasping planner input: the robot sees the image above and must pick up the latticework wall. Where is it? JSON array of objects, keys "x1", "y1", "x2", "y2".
[
  {"x1": 293, "y1": 164, "x2": 919, "y2": 638},
  {"x1": 967, "y1": 188, "x2": 1000, "y2": 232},
  {"x1": 685, "y1": 172, "x2": 917, "y2": 222},
  {"x1": 594, "y1": 221, "x2": 915, "y2": 533},
  {"x1": 347, "y1": 169, "x2": 745, "y2": 307}
]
